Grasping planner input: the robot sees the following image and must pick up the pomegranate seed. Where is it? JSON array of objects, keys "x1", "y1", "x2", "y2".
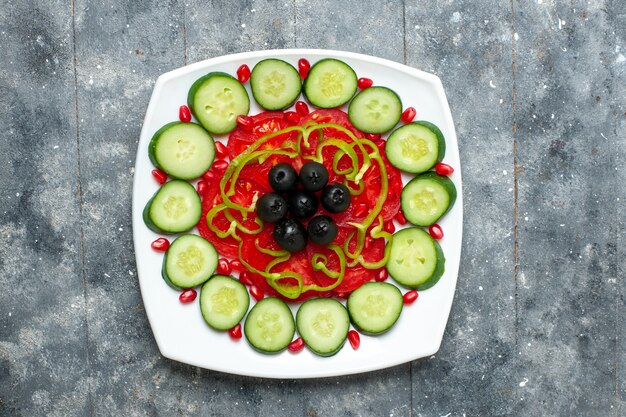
[
  {"x1": 434, "y1": 162, "x2": 454, "y2": 176},
  {"x1": 230, "y1": 259, "x2": 244, "y2": 272},
  {"x1": 365, "y1": 133, "x2": 381, "y2": 141},
  {"x1": 151, "y1": 168, "x2": 167, "y2": 185},
  {"x1": 357, "y1": 77, "x2": 373, "y2": 89},
  {"x1": 151, "y1": 237, "x2": 170, "y2": 252},
  {"x1": 236, "y1": 64, "x2": 251, "y2": 83},
  {"x1": 237, "y1": 115, "x2": 253, "y2": 131},
  {"x1": 395, "y1": 211, "x2": 407, "y2": 225},
  {"x1": 429, "y1": 224, "x2": 444, "y2": 240},
  {"x1": 295, "y1": 101, "x2": 309, "y2": 116},
  {"x1": 383, "y1": 221, "x2": 395, "y2": 234},
  {"x1": 212, "y1": 159, "x2": 229, "y2": 172},
  {"x1": 228, "y1": 323, "x2": 242, "y2": 340},
  {"x1": 354, "y1": 203, "x2": 368, "y2": 218},
  {"x1": 288, "y1": 337, "x2": 305, "y2": 352},
  {"x1": 196, "y1": 180, "x2": 207, "y2": 195},
  {"x1": 401, "y1": 107, "x2": 417, "y2": 124},
  {"x1": 403, "y1": 290, "x2": 419, "y2": 304},
  {"x1": 298, "y1": 58, "x2": 310, "y2": 79},
  {"x1": 217, "y1": 258, "x2": 232, "y2": 275},
  {"x1": 202, "y1": 170, "x2": 216, "y2": 181},
  {"x1": 348, "y1": 330, "x2": 360, "y2": 349},
  {"x1": 364, "y1": 236, "x2": 373, "y2": 250},
  {"x1": 215, "y1": 141, "x2": 228, "y2": 159},
  {"x1": 374, "y1": 138, "x2": 386, "y2": 151},
  {"x1": 179, "y1": 105, "x2": 192, "y2": 123},
  {"x1": 375, "y1": 269, "x2": 388, "y2": 282},
  {"x1": 284, "y1": 111, "x2": 300, "y2": 123},
  {"x1": 250, "y1": 285, "x2": 264, "y2": 301},
  {"x1": 179, "y1": 288, "x2": 197, "y2": 303},
  {"x1": 239, "y1": 271, "x2": 253, "y2": 286}
]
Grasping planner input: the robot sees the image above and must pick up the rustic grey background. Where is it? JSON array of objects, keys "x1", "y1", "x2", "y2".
[{"x1": 1, "y1": 0, "x2": 624, "y2": 416}]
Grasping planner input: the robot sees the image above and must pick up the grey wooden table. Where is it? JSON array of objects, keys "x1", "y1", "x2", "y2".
[{"x1": 1, "y1": 0, "x2": 624, "y2": 416}]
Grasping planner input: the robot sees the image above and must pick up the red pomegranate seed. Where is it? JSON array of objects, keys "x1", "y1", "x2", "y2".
[
  {"x1": 217, "y1": 258, "x2": 232, "y2": 275},
  {"x1": 237, "y1": 115, "x2": 253, "y2": 131},
  {"x1": 196, "y1": 180, "x2": 207, "y2": 195},
  {"x1": 151, "y1": 237, "x2": 170, "y2": 252},
  {"x1": 354, "y1": 203, "x2": 368, "y2": 218},
  {"x1": 434, "y1": 162, "x2": 454, "y2": 176},
  {"x1": 364, "y1": 236, "x2": 373, "y2": 250},
  {"x1": 288, "y1": 337, "x2": 305, "y2": 352},
  {"x1": 215, "y1": 141, "x2": 228, "y2": 159},
  {"x1": 401, "y1": 107, "x2": 417, "y2": 124},
  {"x1": 348, "y1": 330, "x2": 360, "y2": 349},
  {"x1": 212, "y1": 159, "x2": 229, "y2": 172},
  {"x1": 202, "y1": 170, "x2": 216, "y2": 181},
  {"x1": 179, "y1": 288, "x2": 197, "y2": 303},
  {"x1": 298, "y1": 58, "x2": 310, "y2": 79},
  {"x1": 357, "y1": 77, "x2": 373, "y2": 89},
  {"x1": 250, "y1": 285, "x2": 264, "y2": 301},
  {"x1": 383, "y1": 221, "x2": 396, "y2": 234},
  {"x1": 236, "y1": 64, "x2": 251, "y2": 83},
  {"x1": 179, "y1": 105, "x2": 192, "y2": 123},
  {"x1": 365, "y1": 133, "x2": 381, "y2": 141},
  {"x1": 284, "y1": 111, "x2": 300, "y2": 123},
  {"x1": 239, "y1": 271, "x2": 253, "y2": 286},
  {"x1": 375, "y1": 269, "x2": 388, "y2": 282},
  {"x1": 228, "y1": 323, "x2": 242, "y2": 340},
  {"x1": 230, "y1": 259, "x2": 244, "y2": 272},
  {"x1": 394, "y1": 210, "x2": 407, "y2": 225},
  {"x1": 151, "y1": 168, "x2": 167, "y2": 185},
  {"x1": 295, "y1": 101, "x2": 309, "y2": 116},
  {"x1": 429, "y1": 224, "x2": 444, "y2": 240},
  {"x1": 403, "y1": 290, "x2": 419, "y2": 305}
]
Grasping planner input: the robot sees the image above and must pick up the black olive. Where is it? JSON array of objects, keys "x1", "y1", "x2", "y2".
[
  {"x1": 268, "y1": 163, "x2": 299, "y2": 193},
  {"x1": 307, "y1": 215, "x2": 338, "y2": 245},
  {"x1": 321, "y1": 183, "x2": 351, "y2": 213},
  {"x1": 287, "y1": 190, "x2": 319, "y2": 219},
  {"x1": 299, "y1": 162, "x2": 329, "y2": 192},
  {"x1": 273, "y1": 219, "x2": 307, "y2": 252},
  {"x1": 256, "y1": 193, "x2": 288, "y2": 223}
]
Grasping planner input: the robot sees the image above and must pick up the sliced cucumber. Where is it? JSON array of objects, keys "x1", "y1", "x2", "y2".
[
  {"x1": 143, "y1": 180, "x2": 201, "y2": 234},
  {"x1": 200, "y1": 275, "x2": 249, "y2": 330},
  {"x1": 348, "y1": 86, "x2": 402, "y2": 134},
  {"x1": 244, "y1": 297, "x2": 295, "y2": 353},
  {"x1": 347, "y1": 282, "x2": 403, "y2": 335},
  {"x1": 303, "y1": 59, "x2": 357, "y2": 108},
  {"x1": 162, "y1": 234, "x2": 218, "y2": 289},
  {"x1": 385, "y1": 121, "x2": 445, "y2": 174},
  {"x1": 148, "y1": 122, "x2": 215, "y2": 180},
  {"x1": 250, "y1": 59, "x2": 302, "y2": 110},
  {"x1": 387, "y1": 227, "x2": 445, "y2": 290},
  {"x1": 187, "y1": 72, "x2": 250, "y2": 134},
  {"x1": 296, "y1": 298, "x2": 349, "y2": 357},
  {"x1": 401, "y1": 172, "x2": 457, "y2": 226}
]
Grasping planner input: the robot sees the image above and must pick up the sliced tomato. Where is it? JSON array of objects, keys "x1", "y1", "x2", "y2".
[
  {"x1": 196, "y1": 178, "x2": 240, "y2": 258},
  {"x1": 227, "y1": 112, "x2": 295, "y2": 159}
]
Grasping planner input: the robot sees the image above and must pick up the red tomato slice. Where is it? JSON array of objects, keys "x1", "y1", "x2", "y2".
[
  {"x1": 196, "y1": 178, "x2": 240, "y2": 258},
  {"x1": 227, "y1": 112, "x2": 294, "y2": 159}
]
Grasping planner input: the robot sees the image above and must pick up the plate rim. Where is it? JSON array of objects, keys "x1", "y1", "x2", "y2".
[{"x1": 132, "y1": 48, "x2": 463, "y2": 379}]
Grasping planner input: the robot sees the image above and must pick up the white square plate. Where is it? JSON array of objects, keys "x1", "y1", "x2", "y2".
[{"x1": 132, "y1": 49, "x2": 462, "y2": 378}]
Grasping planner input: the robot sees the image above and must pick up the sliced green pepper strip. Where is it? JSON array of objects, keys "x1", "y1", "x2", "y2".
[
  {"x1": 206, "y1": 204, "x2": 240, "y2": 240},
  {"x1": 304, "y1": 244, "x2": 346, "y2": 292},
  {"x1": 223, "y1": 208, "x2": 264, "y2": 235},
  {"x1": 254, "y1": 238, "x2": 288, "y2": 257}
]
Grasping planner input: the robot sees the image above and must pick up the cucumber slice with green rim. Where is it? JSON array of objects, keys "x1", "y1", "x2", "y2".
[
  {"x1": 250, "y1": 59, "x2": 302, "y2": 110},
  {"x1": 303, "y1": 58, "x2": 358, "y2": 108},
  {"x1": 143, "y1": 180, "x2": 201, "y2": 234},
  {"x1": 296, "y1": 298, "x2": 350, "y2": 357},
  {"x1": 162, "y1": 234, "x2": 218, "y2": 289},
  {"x1": 244, "y1": 297, "x2": 295, "y2": 353},
  {"x1": 199, "y1": 275, "x2": 249, "y2": 330},
  {"x1": 348, "y1": 86, "x2": 402, "y2": 134},
  {"x1": 347, "y1": 282, "x2": 403, "y2": 335},
  {"x1": 187, "y1": 72, "x2": 250, "y2": 134},
  {"x1": 401, "y1": 172, "x2": 457, "y2": 226},
  {"x1": 387, "y1": 227, "x2": 445, "y2": 290},
  {"x1": 385, "y1": 121, "x2": 445, "y2": 174},
  {"x1": 148, "y1": 122, "x2": 215, "y2": 180}
]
